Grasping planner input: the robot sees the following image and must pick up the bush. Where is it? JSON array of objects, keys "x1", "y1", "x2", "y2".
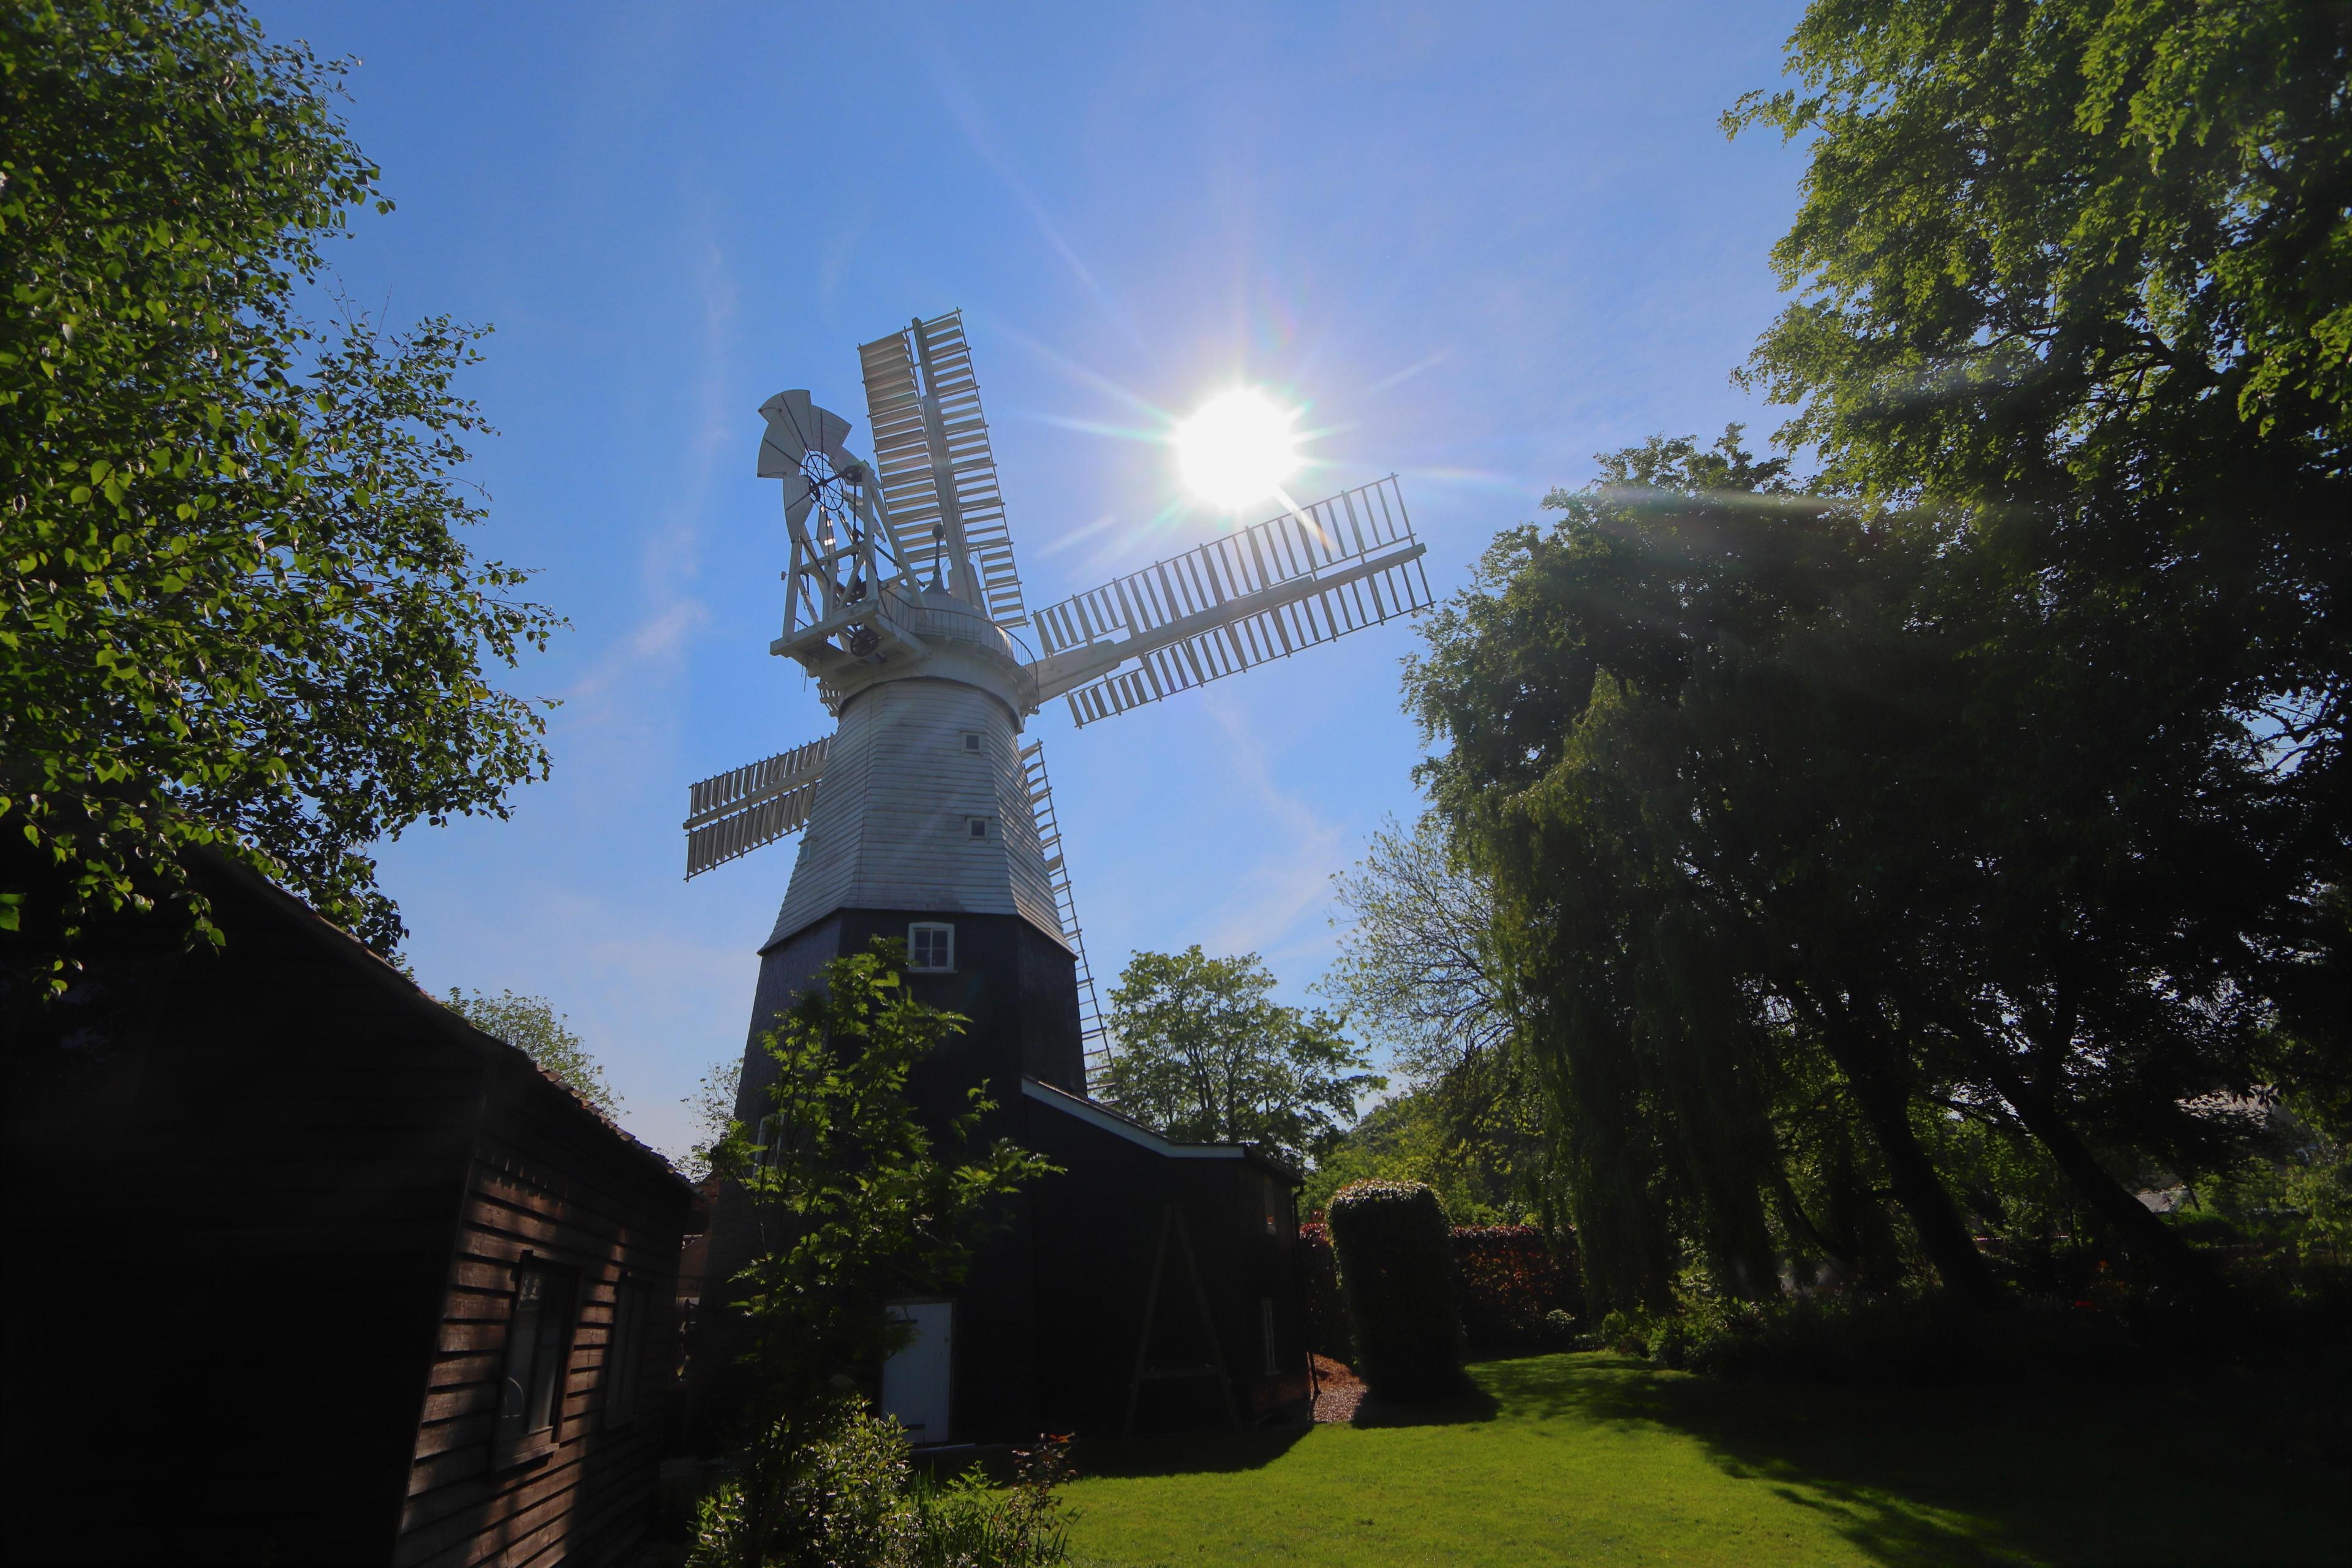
[
  {"x1": 909, "y1": 1435, "x2": 1077, "y2": 1568},
  {"x1": 1303, "y1": 1219, "x2": 1578, "y2": 1363},
  {"x1": 1452, "y1": 1225, "x2": 1579, "y2": 1352},
  {"x1": 1326, "y1": 1180, "x2": 1468, "y2": 1401},
  {"x1": 690, "y1": 1405, "x2": 913, "y2": 1568},
  {"x1": 1297, "y1": 1223, "x2": 1354, "y2": 1365},
  {"x1": 688, "y1": 1408, "x2": 1077, "y2": 1568}
]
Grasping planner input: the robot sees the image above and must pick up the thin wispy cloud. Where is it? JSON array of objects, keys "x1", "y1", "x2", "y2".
[{"x1": 896, "y1": 12, "x2": 1158, "y2": 366}]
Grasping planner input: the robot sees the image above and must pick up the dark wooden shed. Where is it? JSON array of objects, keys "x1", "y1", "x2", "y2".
[{"x1": 1, "y1": 851, "x2": 693, "y2": 1567}]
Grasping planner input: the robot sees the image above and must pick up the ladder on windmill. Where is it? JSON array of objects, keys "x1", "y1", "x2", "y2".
[{"x1": 1022, "y1": 740, "x2": 1110, "y2": 1085}]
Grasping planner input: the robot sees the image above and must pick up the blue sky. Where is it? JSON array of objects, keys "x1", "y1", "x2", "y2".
[{"x1": 254, "y1": 0, "x2": 1812, "y2": 1159}]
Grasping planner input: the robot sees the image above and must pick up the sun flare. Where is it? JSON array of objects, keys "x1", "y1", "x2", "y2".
[{"x1": 1173, "y1": 388, "x2": 1300, "y2": 511}]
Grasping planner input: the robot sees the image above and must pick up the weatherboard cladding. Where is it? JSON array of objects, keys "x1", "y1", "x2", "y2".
[{"x1": 767, "y1": 677, "x2": 1066, "y2": 949}]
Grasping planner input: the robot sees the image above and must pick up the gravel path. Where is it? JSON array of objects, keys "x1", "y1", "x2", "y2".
[{"x1": 1310, "y1": 1355, "x2": 1364, "y2": 1423}]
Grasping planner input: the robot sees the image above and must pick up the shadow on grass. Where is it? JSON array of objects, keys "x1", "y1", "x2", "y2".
[
  {"x1": 1078, "y1": 1425, "x2": 1313, "y2": 1480},
  {"x1": 1349, "y1": 1383, "x2": 1499, "y2": 1428},
  {"x1": 1475, "y1": 1352, "x2": 2350, "y2": 1567}
]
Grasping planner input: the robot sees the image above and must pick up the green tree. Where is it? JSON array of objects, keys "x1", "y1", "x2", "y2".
[
  {"x1": 443, "y1": 987, "x2": 622, "y2": 1121},
  {"x1": 1317, "y1": 814, "x2": 1554, "y2": 1227},
  {"x1": 1729, "y1": 0, "x2": 2348, "y2": 1059},
  {"x1": 1103, "y1": 946, "x2": 1384, "y2": 1167},
  {"x1": 1411, "y1": 420, "x2": 2289, "y2": 1306},
  {"x1": 1, "y1": 0, "x2": 561, "y2": 977},
  {"x1": 676, "y1": 1054, "x2": 743, "y2": 1182},
  {"x1": 705, "y1": 940, "x2": 1053, "y2": 1568},
  {"x1": 1301, "y1": 1082, "x2": 1548, "y2": 1226},
  {"x1": 1724, "y1": 0, "x2": 2352, "y2": 1287},
  {"x1": 1325, "y1": 814, "x2": 1510, "y2": 1087}
]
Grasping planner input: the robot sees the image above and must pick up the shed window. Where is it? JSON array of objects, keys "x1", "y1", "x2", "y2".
[
  {"x1": 497, "y1": 1261, "x2": 576, "y2": 1448},
  {"x1": 1261, "y1": 1297, "x2": 1280, "y2": 1376},
  {"x1": 605, "y1": 1278, "x2": 650, "y2": 1427},
  {"x1": 907, "y1": 923, "x2": 954, "y2": 973}
]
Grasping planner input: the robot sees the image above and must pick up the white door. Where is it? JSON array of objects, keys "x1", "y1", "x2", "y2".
[{"x1": 881, "y1": 1300, "x2": 953, "y2": 1443}]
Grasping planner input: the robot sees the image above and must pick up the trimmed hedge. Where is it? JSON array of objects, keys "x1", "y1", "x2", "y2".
[
  {"x1": 1302, "y1": 1222, "x2": 1580, "y2": 1363},
  {"x1": 1452, "y1": 1226, "x2": 1580, "y2": 1352},
  {"x1": 1325, "y1": 1180, "x2": 1467, "y2": 1401}
]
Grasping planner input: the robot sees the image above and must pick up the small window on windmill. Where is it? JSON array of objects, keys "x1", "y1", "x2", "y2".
[
  {"x1": 908, "y1": 922, "x2": 954, "y2": 973},
  {"x1": 960, "y1": 732, "x2": 982, "y2": 753},
  {"x1": 967, "y1": 816, "x2": 991, "y2": 840}
]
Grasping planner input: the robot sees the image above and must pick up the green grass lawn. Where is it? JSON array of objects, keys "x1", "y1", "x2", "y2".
[{"x1": 1060, "y1": 1354, "x2": 2346, "y2": 1567}]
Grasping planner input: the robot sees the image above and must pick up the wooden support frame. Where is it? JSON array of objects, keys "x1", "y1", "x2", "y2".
[{"x1": 1123, "y1": 1202, "x2": 1240, "y2": 1436}]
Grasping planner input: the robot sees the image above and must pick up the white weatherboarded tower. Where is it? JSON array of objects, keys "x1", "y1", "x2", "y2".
[{"x1": 688, "y1": 311, "x2": 1430, "y2": 1442}]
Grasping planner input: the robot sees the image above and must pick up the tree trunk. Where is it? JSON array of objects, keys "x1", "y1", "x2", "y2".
[
  {"x1": 1978, "y1": 1057, "x2": 2218, "y2": 1301},
  {"x1": 1806, "y1": 995, "x2": 2001, "y2": 1307}
]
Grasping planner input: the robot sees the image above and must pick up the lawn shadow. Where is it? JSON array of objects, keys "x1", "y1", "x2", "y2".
[
  {"x1": 1078, "y1": 1424, "x2": 1312, "y2": 1480},
  {"x1": 1349, "y1": 1382, "x2": 1500, "y2": 1428},
  {"x1": 1474, "y1": 1352, "x2": 2350, "y2": 1567}
]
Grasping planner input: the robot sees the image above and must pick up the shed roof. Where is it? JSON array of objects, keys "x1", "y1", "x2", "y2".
[
  {"x1": 1022, "y1": 1076, "x2": 1302, "y2": 1185},
  {"x1": 194, "y1": 849, "x2": 690, "y2": 1197}
]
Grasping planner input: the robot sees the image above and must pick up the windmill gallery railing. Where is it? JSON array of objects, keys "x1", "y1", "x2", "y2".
[{"x1": 1027, "y1": 477, "x2": 1431, "y2": 727}]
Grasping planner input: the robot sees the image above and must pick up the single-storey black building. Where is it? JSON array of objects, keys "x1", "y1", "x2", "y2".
[{"x1": 1, "y1": 851, "x2": 693, "y2": 1567}]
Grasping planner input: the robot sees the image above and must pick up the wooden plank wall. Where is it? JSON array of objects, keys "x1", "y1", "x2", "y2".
[
  {"x1": 3, "y1": 861, "x2": 486, "y2": 1564},
  {"x1": 396, "y1": 1079, "x2": 687, "y2": 1568},
  {"x1": 768, "y1": 677, "x2": 1067, "y2": 948}
]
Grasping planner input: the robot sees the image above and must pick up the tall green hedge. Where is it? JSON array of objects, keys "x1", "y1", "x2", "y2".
[{"x1": 1325, "y1": 1180, "x2": 1466, "y2": 1401}]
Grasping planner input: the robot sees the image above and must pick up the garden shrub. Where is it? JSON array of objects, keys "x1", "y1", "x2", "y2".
[
  {"x1": 1597, "y1": 1310, "x2": 1653, "y2": 1355},
  {"x1": 1326, "y1": 1180, "x2": 1468, "y2": 1401},
  {"x1": 689, "y1": 1404, "x2": 913, "y2": 1568},
  {"x1": 1296, "y1": 1223, "x2": 1354, "y2": 1364},
  {"x1": 1452, "y1": 1225, "x2": 1579, "y2": 1352},
  {"x1": 1305, "y1": 1219, "x2": 1577, "y2": 1362},
  {"x1": 686, "y1": 1408, "x2": 1077, "y2": 1568},
  {"x1": 909, "y1": 1434, "x2": 1077, "y2": 1568}
]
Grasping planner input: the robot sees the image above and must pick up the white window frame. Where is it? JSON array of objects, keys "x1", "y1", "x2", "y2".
[{"x1": 907, "y1": 922, "x2": 955, "y2": 973}]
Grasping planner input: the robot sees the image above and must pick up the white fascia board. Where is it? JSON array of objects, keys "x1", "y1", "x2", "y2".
[{"x1": 1020, "y1": 1077, "x2": 1245, "y2": 1160}]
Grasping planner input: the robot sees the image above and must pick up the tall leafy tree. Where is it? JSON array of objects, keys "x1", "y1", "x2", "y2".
[
  {"x1": 1325, "y1": 813, "x2": 1510, "y2": 1087},
  {"x1": 443, "y1": 987, "x2": 624, "y2": 1122},
  {"x1": 1320, "y1": 815, "x2": 1555, "y2": 1228},
  {"x1": 1410, "y1": 432, "x2": 1973, "y2": 1308},
  {"x1": 1730, "y1": 0, "x2": 2350, "y2": 1041},
  {"x1": 1725, "y1": 0, "x2": 2351, "y2": 1285},
  {"x1": 1104, "y1": 946, "x2": 1384, "y2": 1167},
  {"x1": 1, "y1": 0, "x2": 561, "y2": 976}
]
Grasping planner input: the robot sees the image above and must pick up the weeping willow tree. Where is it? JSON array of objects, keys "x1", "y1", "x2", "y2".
[
  {"x1": 1486, "y1": 660, "x2": 1789, "y2": 1313},
  {"x1": 1408, "y1": 431, "x2": 2012, "y2": 1310}
]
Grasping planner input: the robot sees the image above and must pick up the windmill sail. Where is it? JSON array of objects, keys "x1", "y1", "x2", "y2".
[
  {"x1": 683, "y1": 736, "x2": 831, "y2": 878},
  {"x1": 858, "y1": 311, "x2": 1028, "y2": 629},
  {"x1": 1027, "y1": 475, "x2": 1431, "y2": 727}
]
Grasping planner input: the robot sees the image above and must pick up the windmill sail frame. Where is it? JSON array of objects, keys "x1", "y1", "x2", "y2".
[
  {"x1": 859, "y1": 311, "x2": 1030, "y2": 630},
  {"x1": 1028, "y1": 475, "x2": 1431, "y2": 727},
  {"x1": 684, "y1": 737, "x2": 831, "y2": 878}
]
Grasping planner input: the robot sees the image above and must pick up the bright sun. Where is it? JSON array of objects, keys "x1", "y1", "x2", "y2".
[{"x1": 1173, "y1": 388, "x2": 1300, "y2": 511}]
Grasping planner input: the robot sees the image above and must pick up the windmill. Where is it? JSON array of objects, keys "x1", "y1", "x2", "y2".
[
  {"x1": 685, "y1": 311, "x2": 1429, "y2": 1443},
  {"x1": 684, "y1": 309, "x2": 1431, "y2": 1085}
]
